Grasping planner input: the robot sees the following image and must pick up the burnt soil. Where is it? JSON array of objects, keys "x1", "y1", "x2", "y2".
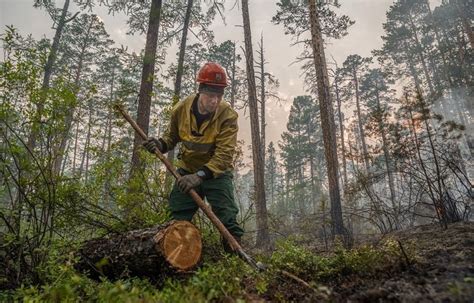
[
  {"x1": 336, "y1": 222, "x2": 473, "y2": 302},
  {"x1": 258, "y1": 222, "x2": 474, "y2": 302}
]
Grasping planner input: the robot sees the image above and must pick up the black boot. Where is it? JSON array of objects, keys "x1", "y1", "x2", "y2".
[{"x1": 221, "y1": 235, "x2": 241, "y2": 253}]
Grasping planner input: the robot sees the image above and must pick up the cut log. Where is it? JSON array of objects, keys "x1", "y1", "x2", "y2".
[{"x1": 75, "y1": 220, "x2": 202, "y2": 280}]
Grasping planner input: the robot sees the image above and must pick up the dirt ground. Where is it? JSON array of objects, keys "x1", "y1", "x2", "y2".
[
  {"x1": 332, "y1": 222, "x2": 474, "y2": 302},
  {"x1": 252, "y1": 222, "x2": 474, "y2": 303}
]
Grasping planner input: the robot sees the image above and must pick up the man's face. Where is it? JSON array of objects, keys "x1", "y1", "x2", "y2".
[{"x1": 199, "y1": 91, "x2": 224, "y2": 114}]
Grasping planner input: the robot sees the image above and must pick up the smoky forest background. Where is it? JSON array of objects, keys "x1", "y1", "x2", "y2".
[{"x1": 0, "y1": 0, "x2": 473, "y2": 301}]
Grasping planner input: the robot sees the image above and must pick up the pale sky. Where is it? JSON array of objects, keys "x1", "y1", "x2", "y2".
[{"x1": 0, "y1": 0, "x2": 443, "y2": 160}]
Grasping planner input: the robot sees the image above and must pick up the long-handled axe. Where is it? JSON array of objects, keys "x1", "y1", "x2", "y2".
[{"x1": 115, "y1": 105, "x2": 264, "y2": 271}]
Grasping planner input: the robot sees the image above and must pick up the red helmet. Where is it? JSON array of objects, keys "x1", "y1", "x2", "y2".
[{"x1": 197, "y1": 62, "x2": 228, "y2": 87}]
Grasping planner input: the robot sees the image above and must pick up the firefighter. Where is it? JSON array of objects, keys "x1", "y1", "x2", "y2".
[{"x1": 143, "y1": 62, "x2": 244, "y2": 251}]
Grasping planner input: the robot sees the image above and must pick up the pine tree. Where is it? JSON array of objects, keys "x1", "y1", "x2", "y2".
[
  {"x1": 280, "y1": 96, "x2": 323, "y2": 219},
  {"x1": 165, "y1": 0, "x2": 195, "y2": 170},
  {"x1": 129, "y1": 0, "x2": 163, "y2": 179},
  {"x1": 308, "y1": 0, "x2": 346, "y2": 238},
  {"x1": 241, "y1": 0, "x2": 269, "y2": 248},
  {"x1": 255, "y1": 34, "x2": 281, "y2": 166}
]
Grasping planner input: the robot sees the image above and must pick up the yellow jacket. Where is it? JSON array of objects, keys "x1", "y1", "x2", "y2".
[{"x1": 161, "y1": 94, "x2": 238, "y2": 177}]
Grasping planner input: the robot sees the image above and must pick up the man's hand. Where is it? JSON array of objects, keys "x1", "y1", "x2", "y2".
[
  {"x1": 143, "y1": 137, "x2": 163, "y2": 154},
  {"x1": 177, "y1": 174, "x2": 203, "y2": 193}
]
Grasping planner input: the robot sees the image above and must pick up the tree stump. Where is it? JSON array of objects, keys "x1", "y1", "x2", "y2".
[{"x1": 76, "y1": 220, "x2": 202, "y2": 280}]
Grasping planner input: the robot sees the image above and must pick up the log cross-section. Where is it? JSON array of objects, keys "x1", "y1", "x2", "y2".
[
  {"x1": 76, "y1": 221, "x2": 202, "y2": 280},
  {"x1": 153, "y1": 220, "x2": 202, "y2": 270}
]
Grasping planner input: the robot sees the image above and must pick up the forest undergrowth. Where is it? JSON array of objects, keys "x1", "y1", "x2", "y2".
[{"x1": 3, "y1": 222, "x2": 472, "y2": 303}]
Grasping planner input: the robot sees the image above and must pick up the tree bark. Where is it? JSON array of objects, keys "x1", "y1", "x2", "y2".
[
  {"x1": 241, "y1": 0, "x2": 269, "y2": 248},
  {"x1": 308, "y1": 0, "x2": 345, "y2": 238},
  {"x1": 129, "y1": 0, "x2": 163, "y2": 178},
  {"x1": 76, "y1": 221, "x2": 202, "y2": 280}
]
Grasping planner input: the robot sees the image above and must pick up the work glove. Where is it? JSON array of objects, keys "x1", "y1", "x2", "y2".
[
  {"x1": 143, "y1": 137, "x2": 163, "y2": 154},
  {"x1": 177, "y1": 173, "x2": 203, "y2": 193}
]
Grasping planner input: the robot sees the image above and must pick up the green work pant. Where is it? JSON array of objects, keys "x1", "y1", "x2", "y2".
[{"x1": 169, "y1": 171, "x2": 244, "y2": 237}]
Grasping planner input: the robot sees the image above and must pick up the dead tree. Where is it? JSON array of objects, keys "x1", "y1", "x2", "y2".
[{"x1": 241, "y1": 0, "x2": 270, "y2": 248}]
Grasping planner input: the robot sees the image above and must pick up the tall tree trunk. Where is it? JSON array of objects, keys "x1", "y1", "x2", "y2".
[
  {"x1": 241, "y1": 0, "x2": 269, "y2": 248},
  {"x1": 28, "y1": 0, "x2": 73, "y2": 150},
  {"x1": 167, "y1": 0, "x2": 194, "y2": 164},
  {"x1": 129, "y1": 0, "x2": 163, "y2": 178},
  {"x1": 308, "y1": 0, "x2": 345, "y2": 238}
]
